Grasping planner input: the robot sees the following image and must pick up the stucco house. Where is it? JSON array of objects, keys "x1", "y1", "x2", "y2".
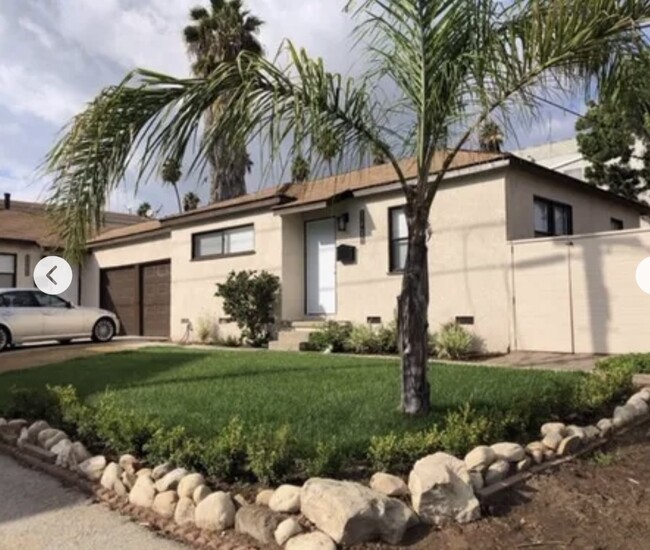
[{"x1": 78, "y1": 151, "x2": 650, "y2": 354}]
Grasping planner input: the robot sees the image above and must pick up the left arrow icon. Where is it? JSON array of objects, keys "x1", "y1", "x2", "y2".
[{"x1": 46, "y1": 265, "x2": 58, "y2": 285}]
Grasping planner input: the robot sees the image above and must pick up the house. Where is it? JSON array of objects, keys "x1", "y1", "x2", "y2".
[
  {"x1": 78, "y1": 151, "x2": 650, "y2": 354},
  {"x1": 0, "y1": 193, "x2": 141, "y2": 303}
]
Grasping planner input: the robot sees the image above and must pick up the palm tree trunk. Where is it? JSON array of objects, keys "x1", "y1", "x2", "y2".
[
  {"x1": 399, "y1": 204, "x2": 431, "y2": 415},
  {"x1": 172, "y1": 183, "x2": 183, "y2": 214}
]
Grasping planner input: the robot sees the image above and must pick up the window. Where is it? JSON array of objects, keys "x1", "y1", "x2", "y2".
[
  {"x1": 389, "y1": 206, "x2": 408, "y2": 272},
  {"x1": 0, "y1": 290, "x2": 38, "y2": 308},
  {"x1": 610, "y1": 218, "x2": 624, "y2": 231},
  {"x1": 534, "y1": 197, "x2": 573, "y2": 237},
  {"x1": 0, "y1": 253, "x2": 16, "y2": 288},
  {"x1": 192, "y1": 224, "x2": 255, "y2": 260},
  {"x1": 33, "y1": 292, "x2": 69, "y2": 308}
]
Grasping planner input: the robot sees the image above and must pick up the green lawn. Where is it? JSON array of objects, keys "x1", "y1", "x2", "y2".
[{"x1": 0, "y1": 347, "x2": 585, "y2": 456}]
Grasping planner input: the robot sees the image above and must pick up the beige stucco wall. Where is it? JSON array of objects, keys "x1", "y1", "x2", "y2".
[
  {"x1": 511, "y1": 228, "x2": 650, "y2": 354},
  {"x1": 506, "y1": 166, "x2": 641, "y2": 240}
]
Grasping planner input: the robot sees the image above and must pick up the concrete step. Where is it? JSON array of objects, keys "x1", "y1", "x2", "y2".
[{"x1": 269, "y1": 330, "x2": 312, "y2": 352}]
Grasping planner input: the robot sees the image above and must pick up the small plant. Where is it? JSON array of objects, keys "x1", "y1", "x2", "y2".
[
  {"x1": 145, "y1": 426, "x2": 206, "y2": 471},
  {"x1": 590, "y1": 450, "x2": 617, "y2": 467},
  {"x1": 304, "y1": 440, "x2": 344, "y2": 478},
  {"x1": 196, "y1": 315, "x2": 218, "y2": 344},
  {"x1": 434, "y1": 321, "x2": 475, "y2": 360},
  {"x1": 368, "y1": 433, "x2": 402, "y2": 471},
  {"x1": 202, "y1": 417, "x2": 248, "y2": 480},
  {"x1": 438, "y1": 403, "x2": 498, "y2": 456},
  {"x1": 216, "y1": 335, "x2": 242, "y2": 348},
  {"x1": 307, "y1": 321, "x2": 352, "y2": 352},
  {"x1": 215, "y1": 270, "x2": 281, "y2": 347},
  {"x1": 347, "y1": 324, "x2": 383, "y2": 354},
  {"x1": 247, "y1": 425, "x2": 295, "y2": 484},
  {"x1": 4, "y1": 386, "x2": 61, "y2": 422},
  {"x1": 377, "y1": 321, "x2": 399, "y2": 354}
]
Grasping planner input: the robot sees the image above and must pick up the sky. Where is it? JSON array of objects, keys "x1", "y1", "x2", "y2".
[{"x1": 0, "y1": 0, "x2": 583, "y2": 216}]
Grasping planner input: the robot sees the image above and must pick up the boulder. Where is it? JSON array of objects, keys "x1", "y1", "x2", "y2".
[
  {"x1": 155, "y1": 468, "x2": 188, "y2": 493},
  {"x1": 517, "y1": 457, "x2": 531, "y2": 473},
  {"x1": 369, "y1": 473, "x2": 409, "y2": 497},
  {"x1": 529, "y1": 450, "x2": 543, "y2": 465},
  {"x1": 118, "y1": 454, "x2": 140, "y2": 475},
  {"x1": 0, "y1": 418, "x2": 6, "y2": 426},
  {"x1": 113, "y1": 480, "x2": 128, "y2": 497},
  {"x1": 100, "y1": 462, "x2": 123, "y2": 491},
  {"x1": 136, "y1": 468, "x2": 153, "y2": 478},
  {"x1": 193, "y1": 485, "x2": 211, "y2": 505},
  {"x1": 584, "y1": 426, "x2": 600, "y2": 441},
  {"x1": 69, "y1": 442, "x2": 91, "y2": 467},
  {"x1": 302, "y1": 478, "x2": 416, "y2": 545},
  {"x1": 464, "y1": 446, "x2": 496, "y2": 472},
  {"x1": 121, "y1": 471, "x2": 137, "y2": 490},
  {"x1": 540, "y1": 422, "x2": 567, "y2": 437},
  {"x1": 174, "y1": 497, "x2": 196, "y2": 525},
  {"x1": 177, "y1": 473, "x2": 206, "y2": 499},
  {"x1": 557, "y1": 435, "x2": 582, "y2": 457},
  {"x1": 152, "y1": 462, "x2": 173, "y2": 480},
  {"x1": 255, "y1": 489, "x2": 274, "y2": 506},
  {"x1": 26, "y1": 420, "x2": 50, "y2": 443},
  {"x1": 627, "y1": 397, "x2": 649, "y2": 417},
  {"x1": 51, "y1": 438, "x2": 71, "y2": 456},
  {"x1": 285, "y1": 531, "x2": 337, "y2": 550},
  {"x1": 195, "y1": 492, "x2": 236, "y2": 531},
  {"x1": 638, "y1": 387, "x2": 650, "y2": 402},
  {"x1": 235, "y1": 505, "x2": 283, "y2": 545},
  {"x1": 613, "y1": 405, "x2": 637, "y2": 428},
  {"x1": 129, "y1": 475, "x2": 157, "y2": 509},
  {"x1": 269, "y1": 484, "x2": 301, "y2": 513},
  {"x1": 37, "y1": 428, "x2": 64, "y2": 448},
  {"x1": 526, "y1": 441, "x2": 545, "y2": 453},
  {"x1": 17, "y1": 428, "x2": 29, "y2": 448},
  {"x1": 542, "y1": 432, "x2": 563, "y2": 451},
  {"x1": 469, "y1": 471, "x2": 484, "y2": 492},
  {"x1": 490, "y1": 443, "x2": 525, "y2": 463},
  {"x1": 78, "y1": 456, "x2": 107, "y2": 481},
  {"x1": 53, "y1": 440, "x2": 73, "y2": 467},
  {"x1": 152, "y1": 491, "x2": 179, "y2": 519},
  {"x1": 43, "y1": 432, "x2": 69, "y2": 451},
  {"x1": 565, "y1": 425, "x2": 588, "y2": 442},
  {"x1": 7, "y1": 419, "x2": 28, "y2": 432},
  {"x1": 484, "y1": 460, "x2": 510, "y2": 485},
  {"x1": 543, "y1": 449, "x2": 556, "y2": 461},
  {"x1": 408, "y1": 453, "x2": 480, "y2": 527},
  {"x1": 233, "y1": 494, "x2": 248, "y2": 508},
  {"x1": 597, "y1": 418, "x2": 613, "y2": 437},
  {"x1": 275, "y1": 517, "x2": 303, "y2": 546}
]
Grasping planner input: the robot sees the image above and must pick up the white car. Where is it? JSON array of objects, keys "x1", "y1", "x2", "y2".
[{"x1": 0, "y1": 288, "x2": 120, "y2": 352}]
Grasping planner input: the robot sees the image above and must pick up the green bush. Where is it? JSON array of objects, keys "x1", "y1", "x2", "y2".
[
  {"x1": 438, "y1": 404, "x2": 500, "y2": 455},
  {"x1": 434, "y1": 321, "x2": 475, "y2": 360},
  {"x1": 3, "y1": 386, "x2": 61, "y2": 423},
  {"x1": 347, "y1": 324, "x2": 383, "y2": 354},
  {"x1": 377, "y1": 322, "x2": 399, "y2": 354},
  {"x1": 202, "y1": 417, "x2": 248, "y2": 480},
  {"x1": 215, "y1": 270, "x2": 281, "y2": 347},
  {"x1": 145, "y1": 426, "x2": 206, "y2": 471},
  {"x1": 303, "y1": 440, "x2": 344, "y2": 478},
  {"x1": 247, "y1": 425, "x2": 295, "y2": 484},
  {"x1": 307, "y1": 321, "x2": 352, "y2": 352}
]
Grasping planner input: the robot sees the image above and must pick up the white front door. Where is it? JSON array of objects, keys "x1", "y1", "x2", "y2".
[{"x1": 306, "y1": 218, "x2": 336, "y2": 315}]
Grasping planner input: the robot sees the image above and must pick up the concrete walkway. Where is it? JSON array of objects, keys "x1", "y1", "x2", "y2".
[
  {"x1": 479, "y1": 351, "x2": 600, "y2": 373},
  {"x1": 0, "y1": 454, "x2": 184, "y2": 550}
]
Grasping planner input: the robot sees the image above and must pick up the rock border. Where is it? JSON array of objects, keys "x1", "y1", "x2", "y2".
[{"x1": 1, "y1": 386, "x2": 650, "y2": 548}]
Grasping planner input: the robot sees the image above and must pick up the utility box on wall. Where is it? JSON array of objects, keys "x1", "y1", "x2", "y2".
[{"x1": 337, "y1": 244, "x2": 357, "y2": 265}]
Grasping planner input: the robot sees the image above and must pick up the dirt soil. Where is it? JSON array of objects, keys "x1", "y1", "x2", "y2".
[{"x1": 358, "y1": 424, "x2": 650, "y2": 550}]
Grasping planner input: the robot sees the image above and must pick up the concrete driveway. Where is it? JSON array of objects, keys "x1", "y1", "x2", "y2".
[{"x1": 0, "y1": 339, "x2": 163, "y2": 375}]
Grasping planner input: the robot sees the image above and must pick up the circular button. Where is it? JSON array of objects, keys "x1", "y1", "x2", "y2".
[
  {"x1": 34, "y1": 256, "x2": 73, "y2": 295},
  {"x1": 636, "y1": 257, "x2": 650, "y2": 295}
]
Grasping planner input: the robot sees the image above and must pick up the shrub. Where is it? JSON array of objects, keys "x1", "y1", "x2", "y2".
[
  {"x1": 303, "y1": 440, "x2": 344, "y2": 478},
  {"x1": 145, "y1": 426, "x2": 206, "y2": 471},
  {"x1": 202, "y1": 417, "x2": 248, "y2": 480},
  {"x1": 434, "y1": 321, "x2": 475, "y2": 360},
  {"x1": 347, "y1": 324, "x2": 383, "y2": 354},
  {"x1": 3, "y1": 386, "x2": 61, "y2": 422},
  {"x1": 247, "y1": 425, "x2": 295, "y2": 484},
  {"x1": 196, "y1": 315, "x2": 218, "y2": 344},
  {"x1": 215, "y1": 270, "x2": 281, "y2": 347},
  {"x1": 571, "y1": 356, "x2": 636, "y2": 415},
  {"x1": 368, "y1": 428, "x2": 441, "y2": 471},
  {"x1": 307, "y1": 321, "x2": 352, "y2": 352},
  {"x1": 368, "y1": 433, "x2": 402, "y2": 471},
  {"x1": 438, "y1": 404, "x2": 499, "y2": 455},
  {"x1": 215, "y1": 335, "x2": 242, "y2": 348},
  {"x1": 377, "y1": 321, "x2": 399, "y2": 354}
]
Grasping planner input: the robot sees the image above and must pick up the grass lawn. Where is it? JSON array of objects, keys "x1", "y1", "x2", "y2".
[{"x1": 0, "y1": 347, "x2": 585, "y2": 456}]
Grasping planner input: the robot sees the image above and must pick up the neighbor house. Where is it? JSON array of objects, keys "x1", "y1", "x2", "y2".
[
  {"x1": 0, "y1": 193, "x2": 141, "y2": 303},
  {"x1": 78, "y1": 151, "x2": 650, "y2": 354}
]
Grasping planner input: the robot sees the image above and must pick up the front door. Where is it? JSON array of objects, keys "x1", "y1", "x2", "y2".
[{"x1": 306, "y1": 218, "x2": 336, "y2": 315}]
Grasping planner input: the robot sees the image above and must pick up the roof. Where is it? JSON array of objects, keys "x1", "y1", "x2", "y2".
[
  {"x1": 87, "y1": 149, "x2": 650, "y2": 247},
  {"x1": 0, "y1": 199, "x2": 143, "y2": 249}
]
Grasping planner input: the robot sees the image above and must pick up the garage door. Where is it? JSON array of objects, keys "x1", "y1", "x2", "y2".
[{"x1": 100, "y1": 260, "x2": 171, "y2": 338}]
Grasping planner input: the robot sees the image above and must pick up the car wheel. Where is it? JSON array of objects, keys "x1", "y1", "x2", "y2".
[
  {"x1": 0, "y1": 326, "x2": 10, "y2": 352},
  {"x1": 92, "y1": 318, "x2": 116, "y2": 343}
]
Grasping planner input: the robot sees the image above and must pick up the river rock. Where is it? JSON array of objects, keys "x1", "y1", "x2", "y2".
[
  {"x1": 464, "y1": 446, "x2": 496, "y2": 472},
  {"x1": 484, "y1": 460, "x2": 510, "y2": 485},
  {"x1": 275, "y1": 517, "x2": 303, "y2": 546},
  {"x1": 121, "y1": 471, "x2": 137, "y2": 490},
  {"x1": 152, "y1": 462, "x2": 173, "y2": 480},
  {"x1": 26, "y1": 420, "x2": 50, "y2": 443},
  {"x1": 155, "y1": 468, "x2": 187, "y2": 493},
  {"x1": 540, "y1": 422, "x2": 567, "y2": 437},
  {"x1": 269, "y1": 484, "x2": 301, "y2": 513},
  {"x1": 152, "y1": 491, "x2": 178, "y2": 519},
  {"x1": 129, "y1": 475, "x2": 157, "y2": 508},
  {"x1": 255, "y1": 489, "x2": 274, "y2": 506},
  {"x1": 174, "y1": 497, "x2": 196, "y2": 525},
  {"x1": 37, "y1": 428, "x2": 63, "y2": 448},
  {"x1": 597, "y1": 418, "x2": 613, "y2": 437},
  {"x1": 177, "y1": 473, "x2": 205, "y2": 499},
  {"x1": 195, "y1": 491, "x2": 236, "y2": 531},
  {"x1": 469, "y1": 471, "x2": 484, "y2": 492},
  {"x1": 118, "y1": 454, "x2": 140, "y2": 475},
  {"x1": 193, "y1": 485, "x2": 211, "y2": 505},
  {"x1": 542, "y1": 432, "x2": 563, "y2": 451},
  {"x1": 490, "y1": 442, "x2": 525, "y2": 463},
  {"x1": 285, "y1": 531, "x2": 337, "y2": 550},
  {"x1": 235, "y1": 505, "x2": 283, "y2": 545},
  {"x1": 557, "y1": 435, "x2": 582, "y2": 457},
  {"x1": 100, "y1": 462, "x2": 123, "y2": 491},
  {"x1": 369, "y1": 473, "x2": 409, "y2": 497},
  {"x1": 613, "y1": 404, "x2": 637, "y2": 428},
  {"x1": 78, "y1": 456, "x2": 107, "y2": 481}
]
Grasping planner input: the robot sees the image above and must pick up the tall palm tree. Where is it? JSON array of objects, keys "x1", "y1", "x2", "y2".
[
  {"x1": 183, "y1": 191, "x2": 201, "y2": 212},
  {"x1": 137, "y1": 202, "x2": 153, "y2": 218},
  {"x1": 479, "y1": 120, "x2": 504, "y2": 153},
  {"x1": 183, "y1": 0, "x2": 263, "y2": 202},
  {"x1": 45, "y1": 1, "x2": 650, "y2": 415},
  {"x1": 161, "y1": 158, "x2": 183, "y2": 214},
  {"x1": 291, "y1": 154, "x2": 311, "y2": 183}
]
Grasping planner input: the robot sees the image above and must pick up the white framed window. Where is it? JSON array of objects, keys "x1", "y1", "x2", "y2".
[
  {"x1": 192, "y1": 224, "x2": 255, "y2": 260},
  {"x1": 389, "y1": 206, "x2": 408, "y2": 272}
]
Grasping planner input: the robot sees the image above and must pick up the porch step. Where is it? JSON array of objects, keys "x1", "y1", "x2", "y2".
[
  {"x1": 269, "y1": 330, "x2": 313, "y2": 352},
  {"x1": 290, "y1": 319, "x2": 328, "y2": 331}
]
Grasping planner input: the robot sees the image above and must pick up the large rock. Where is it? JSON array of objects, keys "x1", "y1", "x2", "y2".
[
  {"x1": 542, "y1": 432, "x2": 563, "y2": 451},
  {"x1": 408, "y1": 453, "x2": 480, "y2": 527},
  {"x1": 51, "y1": 438, "x2": 71, "y2": 456},
  {"x1": 235, "y1": 505, "x2": 283, "y2": 545},
  {"x1": 193, "y1": 485, "x2": 211, "y2": 505},
  {"x1": 118, "y1": 454, "x2": 140, "y2": 475},
  {"x1": 302, "y1": 478, "x2": 415, "y2": 545},
  {"x1": 285, "y1": 531, "x2": 337, "y2": 550},
  {"x1": 597, "y1": 418, "x2": 613, "y2": 437},
  {"x1": 78, "y1": 456, "x2": 107, "y2": 481},
  {"x1": 26, "y1": 420, "x2": 50, "y2": 443},
  {"x1": 100, "y1": 462, "x2": 123, "y2": 491},
  {"x1": 174, "y1": 497, "x2": 196, "y2": 525},
  {"x1": 177, "y1": 473, "x2": 206, "y2": 499},
  {"x1": 155, "y1": 468, "x2": 187, "y2": 493},
  {"x1": 469, "y1": 471, "x2": 484, "y2": 492},
  {"x1": 269, "y1": 484, "x2": 301, "y2": 513},
  {"x1": 129, "y1": 475, "x2": 156, "y2": 509},
  {"x1": 369, "y1": 473, "x2": 409, "y2": 497},
  {"x1": 540, "y1": 422, "x2": 567, "y2": 437},
  {"x1": 152, "y1": 491, "x2": 179, "y2": 519},
  {"x1": 53, "y1": 439, "x2": 73, "y2": 467},
  {"x1": 484, "y1": 460, "x2": 510, "y2": 485},
  {"x1": 275, "y1": 517, "x2": 303, "y2": 546},
  {"x1": 565, "y1": 425, "x2": 588, "y2": 442},
  {"x1": 627, "y1": 397, "x2": 649, "y2": 417},
  {"x1": 56, "y1": 441, "x2": 88, "y2": 470},
  {"x1": 464, "y1": 446, "x2": 496, "y2": 472},
  {"x1": 0, "y1": 418, "x2": 6, "y2": 427},
  {"x1": 255, "y1": 489, "x2": 274, "y2": 506},
  {"x1": 584, "y1": 425, "x2": 600, "y2": 441},
  {"x1": 638, "y1": 387, "x2": 650, "y2": 402},
  {"x1": 7, "y1": 419, "x2": 28, "y2": 432},
  {"x1": 37, "y1": 428, "x2": 65, "y2": 449},
  {"x1": 152, "y1": 462, "x2": 173, "y2": 480},
  {"x1": 557, "y1": 435, "x2": 582, "y2": 457},
  {"x1": 122, "y1": 471, "x2": 137, "y2": 490},
  {"x1": 490, "y1": 442, "x2": 525, "y2": 463},
  {"x1": 195, "y1": 492, "x2": 236, "y2": 531},
  {"x1": 17, "y1": 428, "x2": 29, "y2": 448},
  {"x1": 613, "y1": 405, "x2": 637, "y2": 428}
]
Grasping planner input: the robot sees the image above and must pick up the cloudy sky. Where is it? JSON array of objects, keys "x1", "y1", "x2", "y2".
[{"x1": 0, "y1": 0, "x2": 582, "y2": 216}]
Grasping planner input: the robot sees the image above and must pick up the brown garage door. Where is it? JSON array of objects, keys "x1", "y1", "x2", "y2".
[
  {"x1": 100, "y1": 266, "x2": 138, "y2": 336},
  {"x1": 141, "y1": 262, "x2": 171, "y2": 338},
  {"x1": 100, "y1": 261, "x2": 170, "y2": 338}
]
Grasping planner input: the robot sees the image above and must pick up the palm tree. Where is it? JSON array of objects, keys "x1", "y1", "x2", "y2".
[
  {"x1": 291, "y1": 155, "x2": 311, "y2": 183},
  {"x1": 45, "y1": 1, "x2": 650, "y2": 415},
  {"x1": 161, "y1": 158, "x2": 183, "y2": 214},
  {"x1": 479, "y1": 120, "x2": 504, "y2": 153},
  {"x1": 183, "y1": 191, "x2": 201, "y2": 212},
  {"x1": 137, "y1": 202, "x2": 153, "y2": 218},
  {"x1": 183, "y1": 0, "x2": 263, "y2": 202}
]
